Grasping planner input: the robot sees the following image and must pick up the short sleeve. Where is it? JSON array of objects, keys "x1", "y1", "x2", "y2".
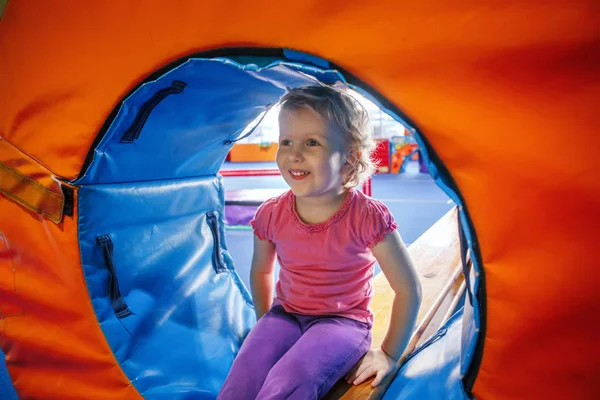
[
  {"x1": 363, "y1": 199, "x2": 398, "y2": 248},
  {"x1": 250, "y1": 197, "x2": 277, "y2": 242}
]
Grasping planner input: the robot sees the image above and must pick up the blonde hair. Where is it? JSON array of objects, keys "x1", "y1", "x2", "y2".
[{"x1": 279, "y1": 85, "x2": 376, "y2": 188}]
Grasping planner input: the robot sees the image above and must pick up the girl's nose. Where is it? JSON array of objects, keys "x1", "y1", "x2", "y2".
[{"x1": 288, "y1": 145, "x2": 304, "y2": 162}]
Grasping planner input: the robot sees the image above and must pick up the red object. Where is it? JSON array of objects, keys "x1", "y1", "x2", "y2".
[
  {"x1": 373, "y1": 139, "x2": 390, "y2": 174},
  {"x1": 219, "y1": 169, "x2": 281, "y2": 177},
  {"x1": 362, "y1": 177, "x2": 372, "y2": 197}
]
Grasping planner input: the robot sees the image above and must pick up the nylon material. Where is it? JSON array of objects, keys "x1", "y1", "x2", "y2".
[
  {"x1": 78, "y1": 176, "x2": 254, "y2": 397},
  {"x1": 384, "y1": 309, "x2": 469, "y2": 400},
  {"x1": 463, "y1": 171, "x2": 599, "y2": 398},
  {"x1": 77, "y1": 60, "x2": 341, "y2": 185}
]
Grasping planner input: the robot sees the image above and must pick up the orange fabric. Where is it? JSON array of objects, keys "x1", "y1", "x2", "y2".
[
  {"x1": 0, "y1": 195, "x2": 142, "y2": 399},
  {"x1": 229, "y1": 143, "x2": 278, "y2": 162},
  {"x1": 0, "y1": 234, "x2": 24, "y2": 319},
  {"x1": 0, "y1": 139, "x2": 64, "y2": 223},
  {"x1": 0, "y1": 1, "x2": 599, "y2": 399}
]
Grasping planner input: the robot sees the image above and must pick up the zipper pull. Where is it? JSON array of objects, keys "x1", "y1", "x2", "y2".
[{"x1": 206, "y1": 212, "x2": 227, "y2": 273}]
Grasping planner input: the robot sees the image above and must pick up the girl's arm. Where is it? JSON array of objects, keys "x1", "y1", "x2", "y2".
[
  {"x1": 374, "y1": 230, "x2": 421, "y2": 360},
  {"x1": 250, "y1": 234, "x2": 277, "y2": 320},
  {"x1": 346, "y1": 229, "x2": 422, "y2": 386}
]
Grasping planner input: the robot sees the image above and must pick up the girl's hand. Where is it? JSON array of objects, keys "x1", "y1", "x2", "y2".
[{"x1": 345, "y1": 348, "x2": 397, "y2": 387}]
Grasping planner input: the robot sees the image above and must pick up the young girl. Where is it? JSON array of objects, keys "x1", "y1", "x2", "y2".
[{"x1": 218, "y1": 85, "x2": 421, "y2": 400}]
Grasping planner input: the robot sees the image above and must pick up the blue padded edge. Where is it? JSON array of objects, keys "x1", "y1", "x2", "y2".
[
  {"x1": 384, "y1": 309, "x2": 470, "y2": 400},
  {"x1": 283, "y1": 49, "x2": 331, "y2": 69}
]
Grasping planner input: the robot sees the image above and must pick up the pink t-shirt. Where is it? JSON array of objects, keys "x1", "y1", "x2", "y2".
[{"x1": 250, "y1": 188, "x2": 397, "y2": 325}]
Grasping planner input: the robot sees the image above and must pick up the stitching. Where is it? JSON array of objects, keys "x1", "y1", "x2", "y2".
[
  {"x1": 0, "y1": 162, "x2": 64, "y2": 222},
  {"x1": 288, "y1": 189, "x2": 355, "y2": 233},
  {"x1": 0, "y1": 162, "x2": 62, "y2": 199},
  {"x1": 367, "y1": 221, "x2": 399, "y2": 248},
  {"x1": 0, "y1": 189, "x2": 62, "y2": 222}
]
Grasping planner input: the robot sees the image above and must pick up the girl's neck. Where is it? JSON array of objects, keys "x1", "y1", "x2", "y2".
[{"x1": 294, "y1": 189, "x2": 350, "y2": 225}]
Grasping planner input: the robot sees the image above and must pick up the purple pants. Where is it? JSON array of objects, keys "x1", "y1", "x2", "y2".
[{"x1": 217, "y1": 305, "x2": 372, "y2": 400}]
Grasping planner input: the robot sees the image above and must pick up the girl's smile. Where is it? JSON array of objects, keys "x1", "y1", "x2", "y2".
[
  {"x1": 276, "y1": 107, "x2": 348, "y2": 201},
  {"x1": 289, "y1": 169, "x2": 310, "y2": 180}
]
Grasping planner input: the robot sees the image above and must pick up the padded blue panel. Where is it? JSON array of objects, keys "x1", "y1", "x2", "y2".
[
  {"x1": 76, "y1": 58, "x2": 345, "y2": 185},
  {"x1": 0, "y1": 351, "x2": 18, "y2": 400},
  {"x1": 78, "y1": 175, "x2": 254, "y2": 398},
  {"x1": 384, "y1": 309, "x2": 469, "y2": 400}
]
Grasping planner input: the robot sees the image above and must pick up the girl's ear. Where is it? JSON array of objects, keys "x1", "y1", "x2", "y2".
[
  {"x1": 342, "y1": 148, "x2": 361, "y2": 186},
  {"x1": 344, "y1": 149, "x2": 362, "y2": 166}
]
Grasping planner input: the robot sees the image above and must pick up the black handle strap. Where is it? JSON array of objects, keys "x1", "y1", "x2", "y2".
[
  {"x1": 121, "y1": 80, "x2": 187, "y2": 143},
  {"x1": 96, "y1": 234, "x2": 133, "y2": 318}
]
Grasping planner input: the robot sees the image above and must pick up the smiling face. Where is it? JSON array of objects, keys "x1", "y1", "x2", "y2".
[{"x1": 276, "y1": 106, "x2": 349, "y2": 201}]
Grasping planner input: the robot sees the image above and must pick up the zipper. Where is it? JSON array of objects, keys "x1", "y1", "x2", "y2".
[
  {"x1": 96, "y1": 234, "x2": 133, "y2": 318},
  {"x1": 206, "y1": 212, "x2": 227, "y2": 273},
  {"x1": 120, "y1": 80, "x2": 187, "y2": 143}
]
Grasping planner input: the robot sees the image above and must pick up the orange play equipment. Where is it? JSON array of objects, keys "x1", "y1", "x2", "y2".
[
  {"x1": 390, "y1": 138, "x2": 419, "y2": 174},
  {"x1": 1, "y1": 1, "x2": 600, "y2": 399}
]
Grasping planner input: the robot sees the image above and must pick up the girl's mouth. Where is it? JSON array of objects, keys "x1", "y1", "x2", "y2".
[{"x1": 289, "y1": 169, "x2": 310, "y2": 180}]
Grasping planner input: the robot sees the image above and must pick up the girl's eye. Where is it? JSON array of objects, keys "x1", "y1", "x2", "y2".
[
  {"x1": 306, "y1": 139, "x2": 320, "y2": 147},
  {"x1": 280, "y1": 139, "x2": 292, "y2": 146}
]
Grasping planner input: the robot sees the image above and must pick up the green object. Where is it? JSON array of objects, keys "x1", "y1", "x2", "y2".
[
  {"x1": 225, "y1": 224, "x2": 253, "y2": 231},
  {"x1": 0, "y1": 0, "x2": 8, "y2": 20}
]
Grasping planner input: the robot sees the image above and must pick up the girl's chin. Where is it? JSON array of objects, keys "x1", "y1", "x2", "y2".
[{"x1": 289, "y1": 187, "x2": 308, "y2": 197}]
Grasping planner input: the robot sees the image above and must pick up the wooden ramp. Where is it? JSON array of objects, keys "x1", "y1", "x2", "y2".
[{"x1": 324, "y1": 207, "x2": 466, "y2": 400}]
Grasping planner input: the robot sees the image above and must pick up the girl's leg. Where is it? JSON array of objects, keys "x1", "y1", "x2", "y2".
[
  {"x1": 255, "y1": 316, "x2": 372, "y2": 400},
  {"x1": 217, "y1": 306, "x2": 302, "y2": 400}
]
